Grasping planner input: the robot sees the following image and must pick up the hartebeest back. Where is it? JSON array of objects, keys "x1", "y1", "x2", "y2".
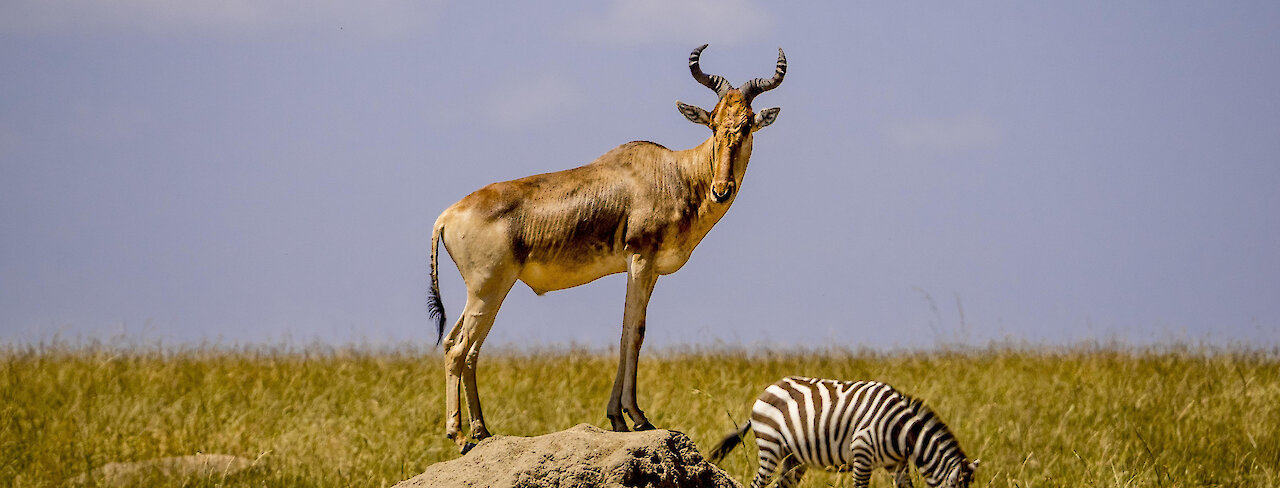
[{"x1": 428, "y1": 44, "x2": 786, "y2": 453}]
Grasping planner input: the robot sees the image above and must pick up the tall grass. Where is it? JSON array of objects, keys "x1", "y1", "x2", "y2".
[{"x1": 2, "y1": 342, "x2": 1277, "y2": 487}]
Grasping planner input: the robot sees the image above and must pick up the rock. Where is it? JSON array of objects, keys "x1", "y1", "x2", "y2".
[
  {"x1": 74, "y1": 453, "x2": 256, "y2": 486},
  {"x1": 395, "y1": 424, "x2": 742, "y2": 488}
]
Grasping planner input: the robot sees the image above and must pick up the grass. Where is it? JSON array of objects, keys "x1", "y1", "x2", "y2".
[{"x1": 2, "y1": 341, "x2": 1278, "y2": 487}]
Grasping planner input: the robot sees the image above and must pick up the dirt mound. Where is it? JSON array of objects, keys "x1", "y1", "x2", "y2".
[
  {"x1": 394, "y1": 424, "x2": 741, "y2": 488},
  {"x1": 74, "y1": 453, "x2": 256, "y2": 486}
]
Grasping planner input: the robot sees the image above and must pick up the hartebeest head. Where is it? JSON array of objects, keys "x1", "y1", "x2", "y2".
[{"x1": 676, "y1": 44, "x2": 786, "y2": 203}]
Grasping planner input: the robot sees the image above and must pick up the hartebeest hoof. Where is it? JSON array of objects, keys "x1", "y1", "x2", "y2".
[
  {"x1": 609, "y1": 417, "x2": 631, "y2": 432},
  {"x1": 447, "y1": 432, "x2": 468, "y2": 452},
  {"x1": 460, "y1": 442, "x2": 478, "y2": 455},
  {"x1": 633, "y1": 421, "x2": 656, "y2": 431}
]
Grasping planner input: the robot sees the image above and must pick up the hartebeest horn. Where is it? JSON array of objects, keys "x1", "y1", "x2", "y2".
[
  {"x1": 740, "y1": 48, "x2": 787, "y2": 104},
  {"x1": 689, "y1": 44, "x2": 732, "y2": 99}
]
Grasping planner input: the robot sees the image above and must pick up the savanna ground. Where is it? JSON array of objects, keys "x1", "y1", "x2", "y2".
[{"x1": 3, "y1": 341, "x2": 1278, "y2": 487}]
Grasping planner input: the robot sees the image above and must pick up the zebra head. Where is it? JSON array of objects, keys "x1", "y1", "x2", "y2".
[{"x1": 939, "y1": 458, "x2": 980, "y2": 488}]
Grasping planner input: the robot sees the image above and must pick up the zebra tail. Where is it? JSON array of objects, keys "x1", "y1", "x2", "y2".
[
  {"x1": 708, "y1": 421, "x2": 753, "y2": 463},
  {"x1": 428, "y1": 223, "x2": 447, "y2": 346}
]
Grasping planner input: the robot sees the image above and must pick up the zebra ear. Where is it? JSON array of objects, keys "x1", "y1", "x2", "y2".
[
  {"x1": 676, "y1": 101, "x2": 711, "y2": 126},
  {"x1": 969, "y1": 459, "x2": 980, "y2": 470}
]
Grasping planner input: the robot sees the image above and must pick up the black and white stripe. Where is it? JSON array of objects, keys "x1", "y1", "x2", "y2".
[{"x1": 710, "y1": 377, "x2": 978, "y2": 488}]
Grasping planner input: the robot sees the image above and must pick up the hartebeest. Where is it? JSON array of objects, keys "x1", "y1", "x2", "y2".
[{"x1": 428, "y1": 44, "x2": 786, "y2": 452}]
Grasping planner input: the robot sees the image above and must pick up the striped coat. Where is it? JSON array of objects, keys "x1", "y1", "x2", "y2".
[{"x1": 709, "y1": 377, "x2": 978, "y2": 488}]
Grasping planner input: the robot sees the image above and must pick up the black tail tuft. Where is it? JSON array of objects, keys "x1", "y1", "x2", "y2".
[
  {"x1": 428, "y1": 287, "x2": 446, "y2": 346},
  {"x1": 709, "y1": 421, "x2": 752, "y2": 463},
  {"x1": 429, "y1": 224, "x2": 447, "y2": 346}
]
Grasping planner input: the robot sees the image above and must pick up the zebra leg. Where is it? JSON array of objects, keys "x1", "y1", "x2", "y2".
[
  {"x1": 748, "y1": 434, "x2": 784, "y2": 488},
  {"x1": 749, "y1": 457, "x2": 778, "y2": 488},
  {"x1": 892, "y1": 463, "x2": 914, "y2": 488},
  {"x1": 775, "y1": 457, "x2": 807, "y2": 488},
  {"x1": 848, "y1": 443, "x2": 875, "y2": 488},
  {"x1": 850, "y1": 464, "x2": 873, "y2": 488}
]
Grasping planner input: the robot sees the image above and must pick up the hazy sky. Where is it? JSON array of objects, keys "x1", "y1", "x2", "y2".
[{"x1": 3, "y1": 1, "x2": 1278, "y2": 349}]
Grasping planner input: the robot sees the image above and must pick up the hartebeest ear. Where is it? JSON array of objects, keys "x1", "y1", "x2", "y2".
[
  {"x1": 676, "y1": 101, "x2": 711, "y2": 126},
  {"x1": 752, "y1": 107, "x2": 780, "y2": 131}
]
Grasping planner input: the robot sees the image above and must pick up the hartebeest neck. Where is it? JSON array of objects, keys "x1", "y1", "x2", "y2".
[
  {"x1": 682, "y1": 134, "x2": 753, "y2": 202},
  {"x1": 671, "y1": 134, "x2": 754, "y2": 235}
]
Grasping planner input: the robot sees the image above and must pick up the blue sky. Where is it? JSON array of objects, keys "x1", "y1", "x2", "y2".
[{"x1": 3, "y1": 1, "x2": 1278, "y2": 349}]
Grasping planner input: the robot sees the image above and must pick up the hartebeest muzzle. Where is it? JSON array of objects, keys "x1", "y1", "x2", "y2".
[
  {"x1": 710, "y1": 129, "x2": 743, "y2": 203},
  {"x1": 711, "y1": 180, "x2": 735, "y2": 202}
]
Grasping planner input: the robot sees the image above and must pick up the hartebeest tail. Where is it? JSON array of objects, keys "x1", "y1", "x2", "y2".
[{"x1": 428, "y1": 223, "x2": 446, "y2": 345}]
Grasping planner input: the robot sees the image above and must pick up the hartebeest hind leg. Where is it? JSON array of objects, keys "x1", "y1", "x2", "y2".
[
  {"x1": 442, "y1": 261, "x2": 517, "y2": 451},
  {"x1": 607, "y1": 253, "x2": 658, "y2": 431}
]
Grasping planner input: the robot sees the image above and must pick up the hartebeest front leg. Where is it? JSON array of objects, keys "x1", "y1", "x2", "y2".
[{"x1": 608, "y1": 253, "x2": 659, "y2": 431}]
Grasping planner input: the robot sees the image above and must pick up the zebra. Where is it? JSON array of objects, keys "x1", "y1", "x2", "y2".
[{"x1": 708, "y1": 376, "x2": 979, "y2": 488}]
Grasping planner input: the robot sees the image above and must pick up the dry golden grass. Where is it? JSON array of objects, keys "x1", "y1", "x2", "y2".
[{"x1": 2, "y1": 342, "x2": 1278, "y2": 487}]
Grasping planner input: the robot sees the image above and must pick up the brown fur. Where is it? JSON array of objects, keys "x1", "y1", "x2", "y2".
[
  {"x1": 428, "y1": 45, "x2": 784, "y2": 452},
  {"x1": 437, "y1": 134, "x2": 748, "y2": 296}
]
